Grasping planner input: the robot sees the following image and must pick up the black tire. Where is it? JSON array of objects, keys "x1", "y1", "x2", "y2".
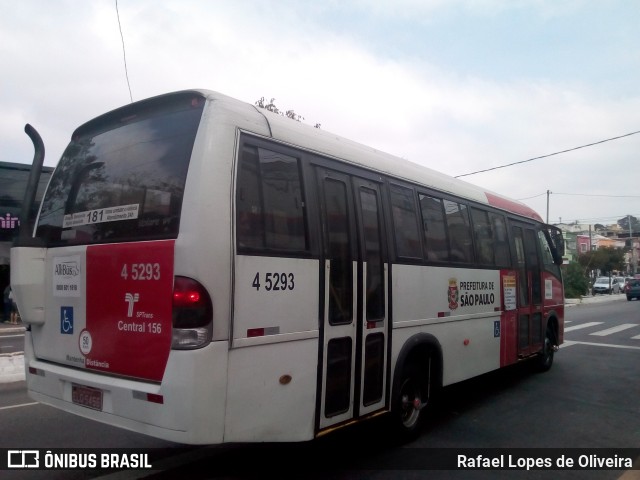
[
  {"x1": 536, "y1": 324, "x2": 555, "y2": 372},
  {"x1": 390, "y1": 360, "x2": 431, "y2": 442}
]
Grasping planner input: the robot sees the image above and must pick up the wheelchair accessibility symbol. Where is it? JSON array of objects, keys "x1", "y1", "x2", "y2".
[{"x1": 61, "y1": 306, "x2": 74, "y2": 334}]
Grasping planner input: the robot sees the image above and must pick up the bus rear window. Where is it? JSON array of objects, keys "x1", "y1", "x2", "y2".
[{"x1": 36, "y1": 93, "x2": 204, "y2": 245}]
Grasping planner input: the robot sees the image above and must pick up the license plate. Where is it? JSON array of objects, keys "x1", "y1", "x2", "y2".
[{"x1": 71, "y1": 384, "x2": 103, "y2": 411}]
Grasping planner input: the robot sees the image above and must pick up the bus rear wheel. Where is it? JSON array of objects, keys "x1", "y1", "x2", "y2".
[{"x1": 391, "y1": 361, "x2": 430, "y2": 441}]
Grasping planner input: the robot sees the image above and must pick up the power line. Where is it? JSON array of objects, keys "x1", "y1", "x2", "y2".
[
  {"x1": 517, "y1": 192, "x2": 547, "y2": 201},
  {"x1": 115, "y1": 0, "x2": 133, "y2": 103},
  {"x1": 516, "y1": 191, "x2": 640, "y2": 225},
  {"x1": 455, "y1": 130, "x2": 640, "y2": 178},
  {"x1": 553, "y1": 192, "x2": 640, "y2": 199},
  {"x1": 559, "y1": 215, "x2": 640, "y2": 225},
  {"x1": 544, "y1": 212, "x2": 640, "y2": 224},
  {"x1": 519, "y1": 191, "x2": 640, "y2": 201}
]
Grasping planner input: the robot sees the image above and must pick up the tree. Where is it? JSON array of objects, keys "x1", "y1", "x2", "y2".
[
  {"x1": 577, "y1": 246, "x2": 625, "y2": 276},
  {"x1": 618, "y1": 215, "x2": 640, "y2": 235},
  {"x1": 563, "y1": 262, "x2": 590, "y2": 298}
]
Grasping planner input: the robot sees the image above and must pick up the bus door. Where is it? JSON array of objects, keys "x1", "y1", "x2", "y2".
[
  {"x1": 316, "y1": 168, "x2": 389, "y2": 430},
  {"x1": 511, "y1": 222, "x2": 544, "y2": 357}
]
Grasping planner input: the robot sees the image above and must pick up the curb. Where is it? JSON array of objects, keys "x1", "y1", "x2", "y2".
[
  {"x1": 0, "y1": 326, "x2": 26, "y2": 334},
  {"x1": 565, "y1": 293, "x2": 627, "y2": 306}
]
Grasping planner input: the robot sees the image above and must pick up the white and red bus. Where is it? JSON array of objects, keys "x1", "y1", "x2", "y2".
[{"x1": 11, "y1": 90, "x2": 564, "y2": 445}]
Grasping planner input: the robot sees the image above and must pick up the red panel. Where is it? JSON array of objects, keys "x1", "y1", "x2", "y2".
[
  {"x1": 500, "y1": 311, "x2": 518, "y2": 367},
  {"x1": 543, "y1": 271, "x2": 565, "y2": 344},
  {"x1": 500, "y1": 270, "x2": 518, "y2": 367},
  {"x1": 85, "y1": 240, "x2": 174, "y2": 381},
  {"x1": 485, "y1": 192, "x2": 543, "y2": 222}
]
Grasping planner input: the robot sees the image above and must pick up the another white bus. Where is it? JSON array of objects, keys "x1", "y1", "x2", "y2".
[{"x1": 12, "y1": 90, "x2": 565, "y2": 445}]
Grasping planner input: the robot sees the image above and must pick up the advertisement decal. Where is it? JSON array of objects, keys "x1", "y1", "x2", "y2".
[{"x1": 84, "y1": 240, "x2": 174, "y2": 381}]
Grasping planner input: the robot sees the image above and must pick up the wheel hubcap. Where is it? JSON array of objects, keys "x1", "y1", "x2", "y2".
[{"x1": 400, "y1": 381, "x2": 421, "y2": 428}]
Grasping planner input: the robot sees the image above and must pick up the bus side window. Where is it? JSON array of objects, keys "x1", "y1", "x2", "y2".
[
  {"x1": 324, "y1": 178, "x2": 353, "y2": 325},
  {"x1": 418, "y1": 194, "x2": 448, "y2": 261},
  {"x1": 469, "y1": 208, "x2": 511, "y2": 268},
  {"x1": 443, "y1": 200, "x2": 474, "y2": 263},
  {"x1": 490, "y1": 213, "x2": 511, "y2": 268},
  {"x1": 512, "y1": 226, "x2": 529, "y2": 307},
  {"x1": 236, "y1": 145, "x2": 307, "y2": 252},
  {"x1": 470, "y1": 207, "x2": 494, "y2": 265},
  {"x1": 237, "y1": 146, "x2": 264, "y2": 249},
  {"x1": 389, "y1": 184, "x2": 422, "y2": 259},
  {"x1": 524, "y1": 228, "x2": 542, "y2": 305}
]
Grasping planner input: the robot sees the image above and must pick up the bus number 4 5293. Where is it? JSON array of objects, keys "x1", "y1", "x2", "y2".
[
  {"x1": 120, "y1": 263, "x2": 161, "y2": 281},
  {"x1": 252, "y1": 272, "x2": 295, "y2": 292}
]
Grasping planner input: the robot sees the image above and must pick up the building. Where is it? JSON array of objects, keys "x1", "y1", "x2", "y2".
[
  {"x1": 0, "y1": 161, "x2": 54, "y2": 291},
  {"x1": 576, "y1": 234, "x2": 591, "y2": 255},
  {"x1": 555, "y1": 221, "x2": 639, "y2": 275},
  {"x1": 559, "y1": 230, "x2": 576, "y2": 264}
]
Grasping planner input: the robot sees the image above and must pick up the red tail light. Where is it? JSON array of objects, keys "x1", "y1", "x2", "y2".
[
  {"x1": 172, "y1": 276, "x2": 212, "y2": 349},
  {"x1": 173, "y1": 288, "x2": 202, "y2": 307}
]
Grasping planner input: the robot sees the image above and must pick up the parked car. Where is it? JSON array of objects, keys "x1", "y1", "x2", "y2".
[
  {"x1": 591, "y1": 276, "x2": 621, "y2": 295},
  {"x1": 624, "y1": 279, "x2": 640, "y2": 301},
  {"x1": 616, "y1": 277, "x2": 626, "y2": 293}
]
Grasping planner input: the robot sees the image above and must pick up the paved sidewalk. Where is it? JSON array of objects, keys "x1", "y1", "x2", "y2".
[
  {"x1": 0, "y1": 321, "x2": 26, "y2": 384},
  {"x1": 0, "y1": 293, "x2": 628, "y2": 384},
  {"x1": 0, "y1": 352, "x2": 25, "y2": 383},
  {"x1": 0, "y1": 322, "x2": 25, "y2": 333},
  {"x1": 565, "y1": 292, "x2": 627, "y2": 306}
]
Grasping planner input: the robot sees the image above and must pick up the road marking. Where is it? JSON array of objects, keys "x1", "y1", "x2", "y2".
[
  {"x1": 560, "y1": 340, "x2": 640, "y2": 351},
  {"x1": 0, "y1": 402, "x2": 38, "y2": 411},
  {"x1": 590, "y1": 324, "x2": 639, "y2": 336},
  {"x1": 564, "y1": 322, "x2": 603, "y2": 332}
]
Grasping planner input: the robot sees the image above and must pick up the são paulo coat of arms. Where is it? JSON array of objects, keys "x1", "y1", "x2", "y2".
[{"x1": 448, "y1": 278, "x2": 459, "y2": 310}]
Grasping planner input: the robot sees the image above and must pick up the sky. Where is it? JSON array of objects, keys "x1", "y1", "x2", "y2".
[{"x1": 1, "y1": 0, "x2": 639, "y2": 226}]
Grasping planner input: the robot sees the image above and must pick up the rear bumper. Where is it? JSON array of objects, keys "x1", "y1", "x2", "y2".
[{"x1": 25, "y1": 332, "x2": 230, "y2": 445}]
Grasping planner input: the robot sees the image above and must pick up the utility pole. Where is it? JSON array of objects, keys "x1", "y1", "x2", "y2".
[
  {"x1": 546, "y1": 190, "x2": 551, "y2": 224},
  {"x1": 630, "y1": 215, "x2": 637, "y2": 275}
]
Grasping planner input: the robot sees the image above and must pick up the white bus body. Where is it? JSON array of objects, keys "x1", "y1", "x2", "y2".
[{"x1": 11, "y1": 90, "x2": 564, "y2": 444}]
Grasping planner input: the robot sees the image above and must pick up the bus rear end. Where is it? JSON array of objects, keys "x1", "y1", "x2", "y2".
[{"x1": 11, "y1": 91, "x2": 229, "y2": 444}]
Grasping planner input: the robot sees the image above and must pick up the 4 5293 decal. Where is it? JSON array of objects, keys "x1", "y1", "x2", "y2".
[
  {"x1": 252, "y1": 272, "x2": 295, "y2": 291},
  {"x1": 120, "y1": 263, "x2": 161, "y2": 281}
]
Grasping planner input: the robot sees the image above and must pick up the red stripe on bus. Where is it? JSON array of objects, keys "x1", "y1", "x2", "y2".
[{"x1": 485, "y1": 192, "x2": 543, "y2": 222}]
